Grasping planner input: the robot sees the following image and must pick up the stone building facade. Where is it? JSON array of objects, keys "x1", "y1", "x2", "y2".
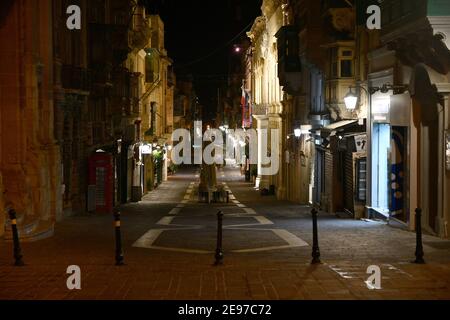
[
  {"x1": 1, "y1": 1, "x2": 175, "y2": 240},
  {"x1": 246, "y1": 0, "x2": 450, "y2": 238},
  {"x1": 366, "y1": 0, "x2": 450, "y2": 238},
  {"x1": 0, "y1": 0, "x2": 62, "y2": 240},
  {"x1": 248, "y1": 0, "x2": 286, "y2": 197},
  {"x1": 143, "y1": 15, "x2": 174, "y2": 186}
]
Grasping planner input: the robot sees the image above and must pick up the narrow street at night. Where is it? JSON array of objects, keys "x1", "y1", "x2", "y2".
[
  {"x1": 1, "y1": 0, "x2": 450, "y2": 312},
  {"x1": 1, "y1": 165, "x2": 450, "y2": 300}
]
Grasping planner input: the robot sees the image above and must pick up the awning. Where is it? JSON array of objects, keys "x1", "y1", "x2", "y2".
[{"x1": 323, "y1": 120, "x2": 358, "y2": 131}]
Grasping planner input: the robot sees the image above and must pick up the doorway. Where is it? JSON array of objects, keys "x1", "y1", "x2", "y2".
[
  {"x1": 390, "y1": 126, "x2": 408, "y2": 222},
  {"x1": 372, "y1": 123, "x2": 390, "y2": 216}
]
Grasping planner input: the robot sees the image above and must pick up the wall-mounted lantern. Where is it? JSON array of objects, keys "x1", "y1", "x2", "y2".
[
  {"x1": 344, "y1": 88, "x2": 358, "y2": 111},
  {"x1": 344, "y1": 83, "x2": 408, "y2": 117}
]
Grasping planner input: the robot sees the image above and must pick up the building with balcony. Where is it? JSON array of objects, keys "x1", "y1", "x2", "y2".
[
  {"x1": 282, "y1": 0, "x2": 327, "y2": 205},
  {"x1": 248, "y1": 0, "x2": 287, "y2": 196},
  {"x1": 115, "y1": 10, "x2": 175, "y2": 199},
  {"x1": 366, "y1": 0, "x2": 450, "y2": 238},
  {"x1": 0, "y1": 1, "x2": 172, "y2": 240}
]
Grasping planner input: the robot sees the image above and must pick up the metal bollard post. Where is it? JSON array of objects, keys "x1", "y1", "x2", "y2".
[
  {"x1": 414, "y1": 208, "x2": 425, "y2": 264},
  {"x1": 114, "y1": 209, "x2": 125, "y2": 266},
  {"x1": 214, "y1": 211, "x2": 224, "y2": 266},
  {"x1": 7, "y1": 207, "x2": 25, "y2": 266},
  {"x1": 311, "y1": 208, "x2": 321, "y2": 264}
]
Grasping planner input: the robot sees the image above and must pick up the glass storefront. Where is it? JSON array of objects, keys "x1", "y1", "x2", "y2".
[
  {"x1": 371, "y1": 123, "x2": 408, "y2": 222},
  {"x1": 371, "y1": 123, "x2": 390, "y2": 216}
]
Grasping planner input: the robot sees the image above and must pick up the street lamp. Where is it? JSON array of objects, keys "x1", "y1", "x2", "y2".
[
  {"x1": 344, "y1": 83, "x2": 409, "y2": 111},
  {"x1": 288, "y1": 126, "x2": 311, "y2": 139},
  {"x1": 343, "y1": 82, "x2": 409, "y2": 221},
  {"x1": 233, "y1": 45, "x2": 242, "y2": 53},
  {"x1": 344, "y1": 88, "x2": 358, "y2": 111}
]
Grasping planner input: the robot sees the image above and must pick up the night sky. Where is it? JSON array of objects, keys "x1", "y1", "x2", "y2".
[{"x1": 146, "y1": 0, "x2": 262, "y2": 121}]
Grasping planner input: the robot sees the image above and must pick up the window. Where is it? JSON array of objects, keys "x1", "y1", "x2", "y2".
[
  {"x1": 339, "y1": 48, "x2": 354, "y2": 78},
  {"x1": 329, "y1": 47, "x2": 354, "y2": 78},
  {"x1": 341, "y1": 60, "x2": 353, "y2": 77},
  {"x1": 332, "y1": 62, "x2": 338, "y2": 78},
  {"x1": 342, "y1": 50, "x2": 352, "y2": 57}
]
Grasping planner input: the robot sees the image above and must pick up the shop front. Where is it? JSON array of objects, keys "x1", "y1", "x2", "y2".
[
  {"x1": 140, "y1": 141, "x2": 170, "y2": 194},
  {"x1": 367, "y1": 69, "x2": 411, "y2": 225},
  {"x1": 318, "y1": 120, "x2": 366, "y2": 217}
]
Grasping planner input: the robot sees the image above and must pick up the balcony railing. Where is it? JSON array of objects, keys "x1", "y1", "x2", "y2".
[
  {"x1": 91, "y1": 64, "x2": 112, "y2": 86},
  {"x1": 122, "y1": 97, "x2": 141, "y2": 117},
  {"x1": 61, "y1": 65, "x2": 91, "y2": 92},
  {"x1": 131, "y1": 14, "x2": 152, "y2": 50},
  {"x1": 131, "y1": 98, "x2": 140, "y2": 115}
]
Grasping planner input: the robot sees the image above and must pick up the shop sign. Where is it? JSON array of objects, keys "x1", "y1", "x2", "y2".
[
  {"x1": 372, "y1": 95, "x2": 390, "y2": 123},
  {"x1": 355, "y1": 134, "x2": 367, "y2": 152},
  {"x1": 141, "y1": 144, "x2": 152, "y2": 155},
  {"x1": 372, "y1": 95, "x2": 390, "y2": 114}
]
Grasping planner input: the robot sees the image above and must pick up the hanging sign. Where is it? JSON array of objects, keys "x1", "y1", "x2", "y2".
[
  {"x1": 372, "y1": 95, "x2": 390, "y2": 123},
  {"x1": 355, "y1": 134, "x2": 368, "y2": 152},
  {"x1": 141, "y1": 144, "x2": 152, "y2": 155}
]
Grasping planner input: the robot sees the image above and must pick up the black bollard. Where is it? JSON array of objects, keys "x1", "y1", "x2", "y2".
[
  {"x1": 114, "y1": 209, "x2": 125, "y2": 266},
  {"x1": 311, "y1": 208, "x2": 321, "y2": 264},
  {"x1": 414, "y1": 208, "x2": 425, "y2": 264},
  {"x1": 7, "y1": 208, "x2": 25, "y2": 266},
  {"x1": 214, "y1": 211, "x2": 224, "y2": 266}
]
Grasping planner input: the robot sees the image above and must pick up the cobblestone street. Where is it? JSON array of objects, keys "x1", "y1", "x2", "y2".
[{"x1": 1, "y1": 166, "x2": 450, "y2": 300}]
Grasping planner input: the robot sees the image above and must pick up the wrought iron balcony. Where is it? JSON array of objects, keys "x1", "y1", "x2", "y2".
[
  {"x1": 121, "y1": 97, "x2": 141, "y2": 117},
  {"x1": 130, "y1": 14, "x2": 152, "y2": 50},
  {"x1": 91, "y1": 64, "x2": 112, "y2": 86},
  {"x1": 61, "y1": 65, "x2": 91, "y2": 92},
  {"x1": 131, "y1": 98, "x2": 141, "y2": 115}
]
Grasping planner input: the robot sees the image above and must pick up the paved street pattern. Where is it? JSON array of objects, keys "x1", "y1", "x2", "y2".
[
  {"x1": 133, "y1": 169, "x2": 309, "y2": 254},
  {"x1": 1, "y1": 166, "x2": 450, "y2": 300}
]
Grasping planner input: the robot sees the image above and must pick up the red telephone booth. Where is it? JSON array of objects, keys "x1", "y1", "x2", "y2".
[{"x1": 88, "y1": 152, "x2": 114, "y2": 214}]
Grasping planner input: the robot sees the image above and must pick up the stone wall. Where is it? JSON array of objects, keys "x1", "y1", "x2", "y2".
[
  {"x1": 0, "y1": 173, "x2": 4, "y2": 238},
  {"x1": 0, "y1": 0, "x2": 60, "y2": 240}
]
